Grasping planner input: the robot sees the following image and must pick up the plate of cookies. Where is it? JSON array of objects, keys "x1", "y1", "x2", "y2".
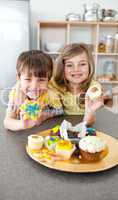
[{"x1": 26, "y1": 120, "x2": 118, "y2": 173}]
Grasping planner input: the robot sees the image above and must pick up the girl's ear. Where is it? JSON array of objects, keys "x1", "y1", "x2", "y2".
[{"x1": 16, "y1": 73, "x2": 20, "y2": 81}]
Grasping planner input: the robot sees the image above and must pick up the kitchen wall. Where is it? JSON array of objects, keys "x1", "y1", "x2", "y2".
[{"x1": 30, "y1": 0, "x2": 118, "y2": 48}]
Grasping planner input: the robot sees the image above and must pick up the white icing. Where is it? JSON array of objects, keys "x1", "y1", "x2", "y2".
[
  {"x1": 79, "y1": 136, "x2": 106, "y2": 153},
  {"x1": 86, "y1": 85, "x2": 101, "y2": 100},
  {"x1": 60, "y1": 120, "x2": 87, "y2": 139},
  {"x1": 28, "y1": 135, "x2": 44, "y2": 149}
]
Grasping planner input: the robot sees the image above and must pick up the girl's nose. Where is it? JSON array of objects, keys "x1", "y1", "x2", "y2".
[{"x1": 73, "y1": 64, "x2": 79, "y2": 71}]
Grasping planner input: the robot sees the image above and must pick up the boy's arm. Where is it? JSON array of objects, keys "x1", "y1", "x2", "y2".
[
  {"x1": 36, "y1": 107, "x2": 63, "y2": 125},
  {"x1": 4, "y1": 112, "x2": 24, "y2": 131},
  {"x1": 4, "y1": 111, "x2": 37, "y2": 131}
]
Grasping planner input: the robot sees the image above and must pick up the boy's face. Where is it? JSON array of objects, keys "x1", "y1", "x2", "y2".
[
  {"x1": 64, "y1": 52, "x2": 89, "y2": 86},
  {"x1": 19, "y1": 71, "x2": 48, "y2": 100}
]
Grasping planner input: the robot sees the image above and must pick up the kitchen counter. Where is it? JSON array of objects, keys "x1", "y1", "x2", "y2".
[{"x1": 0, "y1": 106, "x2": 118, "y2": 200}]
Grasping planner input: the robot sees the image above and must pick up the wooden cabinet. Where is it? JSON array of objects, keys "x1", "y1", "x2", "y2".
[{"x1": 37, "y1": 21, "x2": 118, "y2": 85}]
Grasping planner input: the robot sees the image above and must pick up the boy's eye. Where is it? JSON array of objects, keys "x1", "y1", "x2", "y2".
[
  {"x1": 39, "y1": 78, "x2": 47, "y2": 82},
  {"x1": 24, "y1": 78, "x2": 31, "y2": 81}
]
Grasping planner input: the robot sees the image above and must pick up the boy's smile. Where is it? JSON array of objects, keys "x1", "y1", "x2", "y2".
[{"x1": 19, "y1": 72, "x2": 48, "y2": 100}]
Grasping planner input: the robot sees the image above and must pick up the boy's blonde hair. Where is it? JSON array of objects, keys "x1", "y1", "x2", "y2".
[
  {"x1": 54, "y1": 43, "x2": 95, "y2": 91},
  {"x1": 16, "y1": 50, "x2": 53, "y2": 80}
]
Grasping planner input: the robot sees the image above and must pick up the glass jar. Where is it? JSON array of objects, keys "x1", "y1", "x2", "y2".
[
  {"x1": 83, "y1": 3, "x2": 100, "y2": 21},
  {"x1": 98, "y1": 40, "x2": 106, "y2": 52},
  {"x1": 105, "y1": 35, "x2": 114, "y2": 53},
  {"x1": 103, "y1": 61, "x2": 116, "y2": 80},
  {"x1": 114, "y1": 32, "x2": 118, "y2": 53}
]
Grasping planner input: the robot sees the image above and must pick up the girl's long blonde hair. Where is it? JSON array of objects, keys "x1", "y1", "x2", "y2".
[{"x1": 54, "y1": 43, "x2": 95, "y2": 91}]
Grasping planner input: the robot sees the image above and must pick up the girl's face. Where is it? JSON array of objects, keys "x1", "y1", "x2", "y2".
[
  {"x1": 64, "y1": 52, "x2": 89, "y2": 86},
  {"x1": 19, "y1": 71, "x2": 48, "y2": 99}
]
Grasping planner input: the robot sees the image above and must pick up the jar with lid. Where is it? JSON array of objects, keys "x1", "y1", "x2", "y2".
[
  {"x1": 114, "y1": 32, "x2": 118, "y2": 53},
  {"x1": 103, "y1": 60, "x2": 116, "y2": 80},
  {"x1": 98, "y1": 39, "x2": 106, "y2": 53},
  {"x1": 83, "y1": 3, "x2": 100, "y2": 21},
  {"x1": 105, "y1": 35, "x2": 114, "y2": 53}
]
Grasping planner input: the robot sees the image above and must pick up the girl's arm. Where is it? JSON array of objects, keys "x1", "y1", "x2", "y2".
[
  {"x1": 83, "y1": 109, "x2": 96, "y2": 126},
  {"x1": 84, "y1": 96, "x2": 104, "y2": 126}
]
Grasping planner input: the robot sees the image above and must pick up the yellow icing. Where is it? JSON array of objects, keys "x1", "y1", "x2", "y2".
[{"x1": 56, "y1": 140, "x2": 73, "y2": 150}]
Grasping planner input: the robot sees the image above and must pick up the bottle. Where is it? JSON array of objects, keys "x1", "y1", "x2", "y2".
[{"x1": 114, "y1": 32, "x2": 118, "y2": 53}]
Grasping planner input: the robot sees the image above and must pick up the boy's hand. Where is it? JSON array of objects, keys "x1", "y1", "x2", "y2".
[
  {"x1": 36, "y1": 110, "x2": 54, "y2": 125},
  {"x1": 20, "y1": 111, "x2": 36, "y2": 129},
  {"x1": 22, "y1": 118, "x2": 36, "y2": 129}
]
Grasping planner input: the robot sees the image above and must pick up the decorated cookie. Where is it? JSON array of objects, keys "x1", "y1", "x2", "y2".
[{"x1": 87, "y1": 85, "x2": 101, "y2": 101}]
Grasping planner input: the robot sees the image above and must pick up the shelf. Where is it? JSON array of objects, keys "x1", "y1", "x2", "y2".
[
  {"x1": 98, "y1": 22, "x2": 118, "y2": 26},
  {"x1": 68, "y1": 21, "x2": 97, "y2": 26},
  {"x1": 38, "y1": 21, "x2": 118, "y2": 27},
  {"x1": 37, "y1": 20, "x2": 118, "y2": 87},
  {"x1": 37, "y1": 21, "x2": 68, "y2": 27},
  {"x1": 98, "y1": 80, "x2": 118, "y2": 84},
  {"x1": 97, "y1": 53, "x2": 118, "y2": 56}
]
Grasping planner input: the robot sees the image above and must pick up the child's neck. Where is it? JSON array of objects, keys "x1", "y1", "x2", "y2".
[{"x1": 68, "y1": 83, "x2": 81, "y2": 95}]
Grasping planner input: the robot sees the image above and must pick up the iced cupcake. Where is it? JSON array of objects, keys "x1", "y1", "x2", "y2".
[
  {"x1": 28, "y1": 135, "x2": 44, "y2": 153},
  {"x1": 45, "y1": 136, "x2": 60, "y2": 150},
  {"x1": 79, "y1": 136, "x2": 106, "y2": 162},
  {"x1": 87, "y1": 85, "x2": 101, "y2": 101},
  {"x1": 55, "y1": 140, "x2": 76, "y2": 159}
]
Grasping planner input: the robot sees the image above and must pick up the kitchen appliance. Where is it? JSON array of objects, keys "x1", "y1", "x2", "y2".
[{"x1": 0, "y1": 0, "x2": 29, "y2": 89}]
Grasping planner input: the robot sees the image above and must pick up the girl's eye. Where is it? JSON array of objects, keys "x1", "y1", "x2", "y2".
[
  {"x1": 65, "y1": 64, "x2": 73, "y2": 68},
  {"x1": 79, "y1": 63, "x2": 87, "y2": 67}
]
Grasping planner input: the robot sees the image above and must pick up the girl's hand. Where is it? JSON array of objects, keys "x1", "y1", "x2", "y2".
[{"x1": 85, "y1": 95, "x2": 104, "y2": 113}]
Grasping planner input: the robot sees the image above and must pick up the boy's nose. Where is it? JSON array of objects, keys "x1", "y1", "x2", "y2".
[{"x1": 31, "y1": 80, "x2": 38, "y2": 90}]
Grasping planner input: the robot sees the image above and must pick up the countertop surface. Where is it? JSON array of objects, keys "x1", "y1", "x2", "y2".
[{"x1": 0, "y1": 106, "x2": 118, "y2": 200}]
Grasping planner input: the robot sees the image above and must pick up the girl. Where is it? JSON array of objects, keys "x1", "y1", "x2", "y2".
[
  {"x1": 4, "y1": 50, "x2": 63, "y2": 131},
  {"x1": 49, "y1": 43, "x2": 104, "y2": 125}
]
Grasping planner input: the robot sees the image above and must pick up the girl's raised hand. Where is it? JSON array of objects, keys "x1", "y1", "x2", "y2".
[{"x1": 85, "y1": 95, "x2": 104, "y2": 114}]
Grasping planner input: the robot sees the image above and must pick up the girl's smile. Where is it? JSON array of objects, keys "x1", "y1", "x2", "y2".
[{"x1": 64, "y1": 52, "x2": 89, "y2": 86}]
